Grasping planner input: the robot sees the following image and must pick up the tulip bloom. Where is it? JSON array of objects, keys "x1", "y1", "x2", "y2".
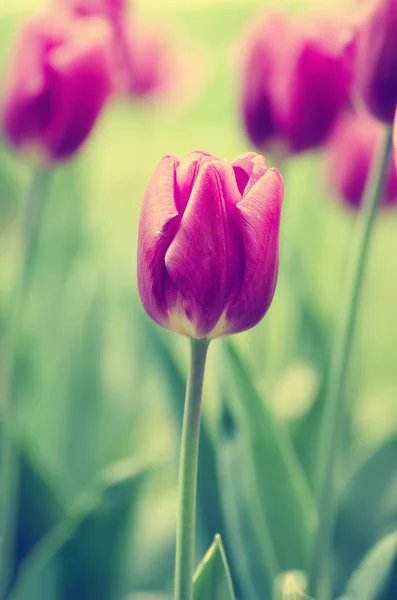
[
  {"x1": 116, "y1": 24, "x2": 174, "y2": 100},
  {"x1": 114, "y1": 23, "x2": 208, "y2": 107},
  {"x1": 138, "y1": 151, "x2": 283, "y2": 339},
  {"x1": 355, "y1": 0, "x2": 397, "y2": 124},
  {"x1": 325, "y1": 109, "x2": 397, "y2": 208},
  {"x1": 1, "y1": 11, "x2": 112, "y2": 162},
  {"x1": 240, "y1": 11, "x2": 354, "y2": 154}
]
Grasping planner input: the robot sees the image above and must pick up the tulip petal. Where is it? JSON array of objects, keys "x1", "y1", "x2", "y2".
[
  {"x1": 239, "y1": 17, "x2": 280, "y2": 149},
  {"x1": 45, "y1": 17, "x2": 112, "y2": 159},
  {"x1": 284, "y1": 38, "x2": 351, "y2": 152},
  {"x1": 137, "y1": 155, "x2": 181, "y2": 327},
  {"x1": 225, "y1": 167, "x2": 283, "y2": 335},
  {"x1": 175, "y1": 150, "x2": 216, "y2": 212},
  {"x1": 1, "y1": 19, "x2": 54, "y2": 150},
  {"x1": 356, "y1": 0, "x2": 397, "y2": 124},
  {"x1": 165, "y1": 162, "x2": 231, "y2": 337}
]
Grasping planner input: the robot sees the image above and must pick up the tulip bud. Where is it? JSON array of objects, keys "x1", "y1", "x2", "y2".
[
  {"x1": 137, "y1": 151, "x2": 283, "y2": 339},
  {"x1": 1, "y1": 11, "x2": 112, "y2": 163},
  {"x1": 325, "y1": 109, "x2": 397, "y2": 208},
  {"x1": 240, "y1": 11, "x2": 354, "y2": 154},
  {"x1": 355, "y1": 0, "x2": 397, "y2": 124}
]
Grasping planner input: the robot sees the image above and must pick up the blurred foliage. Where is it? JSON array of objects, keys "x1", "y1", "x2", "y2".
[{"x1": 1, "y1": 0, "x2": 397, "y2": 599}]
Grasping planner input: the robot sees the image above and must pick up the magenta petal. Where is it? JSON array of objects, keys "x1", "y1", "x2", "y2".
[
  {"x1": 165, "y1": 162, "x2": 230, "y2": 338},
  {"x1": 355, "y1": 0, "x2": 397, "y2": 124},
  {"x1": 175, "y1": 150, "x2": 217, "y2": 212},
  {"x1": 45, "y1": 17, "x2": 112, "y2": 159},
  {"x1": 326, "y1": 109, "x2": 397, "y2": 208},
  {"x1": 137, "y1": 156, "x2": 181, "y2": 327},
  {"x1": 225, "y1": 167, "x2": 283, "y2": 335},
  {"x1": 284, "y1": 38, "x2": 351, "y2": 152},
  {"x1": 1, "y1": 19, "x2": 53, "y2": 149}
]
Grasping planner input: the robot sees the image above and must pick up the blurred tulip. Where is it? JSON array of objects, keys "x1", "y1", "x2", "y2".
[
  {"x1": 117, "y1": 23, "x2": 174, "y2": 100},
  {"x1": 137, "y1": 150, "x2": 283, "y2": 339},
  {"x1": 1, "y1": 11, "x2": 112, "y2": 162},
  {"x1": 112, "y1": 22, "x2": 209, "y2": 110},
  {"x1": 60, "y1": 0, "x2": 206, "y2": 110},
  {"x1": 57, "y1": 0, "x2": 126, "y2": 24},
  {"x1": 355, "y1": 0, "x2": 397, "y2": 124},
  {"x1": 325, "y1": 109, "x2": 397, "y2": 208},
  {"x1": 239, "y1": 11, "x2": 355, "y2": 155}
]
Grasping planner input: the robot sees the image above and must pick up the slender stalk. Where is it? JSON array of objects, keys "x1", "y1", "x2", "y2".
[
  {"x1": 0, "y1": 167, "x2": 52, "y2": 599},
  {"x1": 310, "y1": 127, "x2": 393, "y2": 600},
  {"x1": 174, "y1": 337, "x2": 210, "y2": 600}
]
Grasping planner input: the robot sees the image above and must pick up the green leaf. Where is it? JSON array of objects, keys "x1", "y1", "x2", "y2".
[
  {"x1": 223, "y1": 340, "x2": 316, "y2": 573},
  {"x1": 13, "y1": 445, "x2": 64, "y2": 577},
  {"x1": 334, "y1": 436, "x2": 397, "y2": 595},
  {"x1": 339, "y1": 530, "x2": 397, "y2": 600},
  {"x1": 63, "y1": 289, "x2": 104, "y2": 494},
  {"x1": 217, "y1": 422, "x2": 273, "y2": 600},
  {"x1": 59, "y1": 458, "x2": 148, "y2": 600},
  {"x1": 0, "y1": 427, "x2": 64, "y2": 596},
  {"x1": 8, "y1": 458, "x2": 149, "y2": 600},
  {"x1": 193, "y1": 534, "x2": 235, "y2": 600}
]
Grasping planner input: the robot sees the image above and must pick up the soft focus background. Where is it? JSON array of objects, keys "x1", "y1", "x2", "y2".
[{"x1": 2, "y1": 0, "x2": 397, "y2": 599}]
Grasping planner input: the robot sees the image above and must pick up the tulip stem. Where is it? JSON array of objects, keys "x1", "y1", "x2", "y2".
[
  {"x1": 0, "y1": 167, "x2": 52, "y2": 599},
  {"x1": 174, "y1": 337, "x2": 210, "y2": 600},
  {"x1": 310, "y1": 126, "x2": 394, "y2": 600}
]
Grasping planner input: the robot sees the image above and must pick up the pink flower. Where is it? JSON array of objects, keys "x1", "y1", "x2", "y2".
[
  {"x1": 137, "y1": 151, "x2": 283, "y2": 339},
  {"x1": 355, "y1": 0, "x2": 397, "y2": 124},
  {"x1": 325, "y1": 109, "x2": 397, "y2": 208},
  {"x1": 111, "y1": 21, "x2": 208, "y2": 110},
  {"x1": 240, "y1": 11, "x2": 355, "y2": 154},
  {"x1": 116, "y1": 23, "x2": 175, "y2": 100},
  {"x1": 56, "y1": 0, "x2": 126, "y2": 25},
  {"x1": 1, "y1": 11, "x2": 112, "y2": 162}
]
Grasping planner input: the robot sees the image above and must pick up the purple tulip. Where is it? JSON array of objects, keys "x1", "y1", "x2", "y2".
[
  {"x1": 1, "y1": 11, "x2": 112, "y2": 162},
  {"x1": 240, "y1": 11, "x2": 355, "y2": 154},
  {"x1": 355, "y1": 0, "x2": 397, "y2": 124},
  {"x1": 137, "y1": 151, "x2": 283, "y2": 339},
  {"x1": 325, "y1": 109, "x2": 397, "y2": 208}
]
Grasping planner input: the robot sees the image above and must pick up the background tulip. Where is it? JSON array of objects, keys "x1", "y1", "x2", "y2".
[
  {"x1": 138, "y1": 150, "x2": 283, "y2": 339},
  {"x1": 58, "y1": 0, "x2": 126, "y2": 24},
  {"x1": 394, "y1": 108, "x2": 397, "y2": 168},
  {"x1": 355, "y1": 0, "x2": 397, "y2": 124},
  {"x1": 1, "y1": 11, "x2": 112, "y2": 162},
  {"x1": 116, "y1": 23, "x2": 177, "y2": 100},
  {"x1": 112, "y1": 21, "x2": 208, "y2": 110},
  {"x1": 239, "y1": 11, "x2": 354, "y2": 154},
  {"x1": 325, "y1": 109, "x2": 397, "y2": 208}
]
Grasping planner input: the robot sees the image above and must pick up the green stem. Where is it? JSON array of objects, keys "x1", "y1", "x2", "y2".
[
  {"x1": 310, "y1": 126, "x2": 394, "y2": 600},
  {"x1": 0, "y1": 167, "x2": 52, "y2": 599},
  {"x1": 174, "y1": 337, "x2": 210, "y2": 600}
]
